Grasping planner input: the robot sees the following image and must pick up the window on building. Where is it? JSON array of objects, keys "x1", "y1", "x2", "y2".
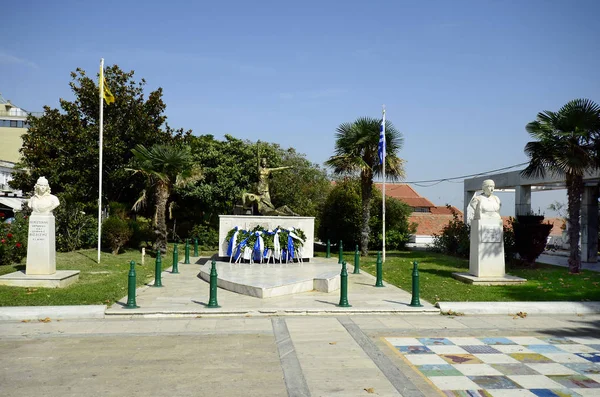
[{"x1": 413, "y1": 207, "x2": 430, "y2": 213}]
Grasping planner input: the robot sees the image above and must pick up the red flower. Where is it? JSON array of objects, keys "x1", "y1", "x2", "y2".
[
  {"x1": 15, "y1": 242, "x2": 22, "y2": 248},
  {"x1": 0, "y1": 212, "x2": 4, "y2": 218},
  {"x1": 1, "y1": 239, "x2": 5, "y2": 244},
  {"x1": 7, "y1": 233, "x2": 13, "y2": 239}
]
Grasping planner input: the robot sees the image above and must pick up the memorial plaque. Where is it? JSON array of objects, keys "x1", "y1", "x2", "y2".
[{"x1": 481, "y1": 226, "x2": 502, "y2": 243}]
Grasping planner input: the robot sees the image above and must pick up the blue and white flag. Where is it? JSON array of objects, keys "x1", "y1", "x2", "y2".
[{"x1": 378, "y1": 115, "x2": 386, "y2": 165}]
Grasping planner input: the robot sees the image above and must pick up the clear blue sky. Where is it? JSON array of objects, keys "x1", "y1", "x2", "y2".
[{"x1": 3, "y1": 0, "x2": 599, "y2": 216}]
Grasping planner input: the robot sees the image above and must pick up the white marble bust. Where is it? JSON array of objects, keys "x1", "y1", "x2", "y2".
[
  {"x1": 28, "y1": 177, "x2": 60, "y2": 214},
  {"x1": 469, "y1": 179, "x2": 501, "y2": 220}
]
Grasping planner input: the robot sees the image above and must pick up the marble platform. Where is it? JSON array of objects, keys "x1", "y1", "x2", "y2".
[
  {"x1": 199, "y1": 260, "x2": 340, "y2": 298},
  {"x1": 452, "y1": 272, "x2": 527, "y2": 285},
  {"x1": 0, "y1": 270, "x2": 80, "y2": 288}
]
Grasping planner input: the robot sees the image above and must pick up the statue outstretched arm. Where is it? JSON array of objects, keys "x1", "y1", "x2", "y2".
[{"x1": 266, "y1": 166, "x2": 293, "y2": 172}]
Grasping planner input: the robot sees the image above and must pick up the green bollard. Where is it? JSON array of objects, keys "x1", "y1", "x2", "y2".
[
  {"x1": 184, "y1": 239, "x2": 190, "y2": 264},
  {"x1": 125, "y1": 260, "x2": 139, "y2": 309},
  {"x1": 375, "y1": 251, "x2": 384, "y2": 287},
  {"x1": 338, "y1": 240, "x2": 343, "y2": 264},
  {"x1": 207, "y1": 259, "x2": 220, "y2": 308},
  {"x1": 409, "y1": 261, "x2": 423, "y2": 307},
  {"x1": 338, "y1": 261, "x2": 352, "y2": 307},
  {"x1": 153, "y1": 251, "x2": 163, "y2": 287},
  {"x1": 172, "y1": 243, "x2": 179, "y2": 274},
  {"x1": 326, "y1": 239, "x2": 331, "y2": 258},
  {"x1": 353, "y1": 244, "x2": 360, "y2": 274},
  {"x1": 194, "y1": 238, "x2": 199, "y2": 257}
]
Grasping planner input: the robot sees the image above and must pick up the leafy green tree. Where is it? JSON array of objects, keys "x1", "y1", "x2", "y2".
[
  {"x1": 325, "y1": 117, "x2": 405, "y2": 255},
  {"x1": 128, "y1": 144, "x2": 201, "y2": 253},
  {"x1": 10, "y1": 65, "x2": 188, "y2": 207},
  {"x1": 521, "y1": 98, "x2": 600, "y2": 273}
]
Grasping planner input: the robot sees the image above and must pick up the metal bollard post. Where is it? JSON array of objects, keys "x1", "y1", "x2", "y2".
[
  {"x1": 326, "y1": 239, "x2": 331, "y2": 258},
  {"x1": 194, "y1": 238, "x2": 199, "y2": 257},
  {"x1": 375, "y1": 251, "x2": 384, "y2": 287},
  {"x1": 172, "y1": 243, "x2": 179, "y2": 274},
  {"x1": 153, "y1": 251, "x2": 163, "y2": 287},
  {"x1": 353, "y1": 244, "x2": 360, "y2": 274},
  {"x1": 184, "y1": 239, "x2": 190, "y2": 264},
  {"x1": 338, "y1": 261, "x2": 352, "y2": 307},
  {"x1": 338, "y1": 240, "x2": 343, "y2": 264},
  {"x1": 409, "y1": 261, "x2": 423, "y2": 307},
  {"x1": 125, "y1": 260, "x2": 139, "y2": 309},
  {"x1": 207, "y1": 259, "x2": 220, "y2": 308}
]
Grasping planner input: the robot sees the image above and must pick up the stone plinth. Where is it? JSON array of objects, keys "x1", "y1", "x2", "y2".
[
  {"x1": 452, "y1": 272, "x2": 526, "y2": 285},
  {"x1": 469, "y1": 219, "x2": 505, "y2": 277},
  {"x1": 218, "y1": 215, "x2": 315, "y2": 259},
  {"x1": 26, "y1": 213, "x2": 56, "y2": 275},
  {"x1": 0, "y1": 270, "x2": 80, "y2": 288}
]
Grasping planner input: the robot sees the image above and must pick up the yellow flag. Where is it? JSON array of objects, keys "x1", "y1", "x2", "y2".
[{"x1": 99, "y1": 66, "x2": 115, "y2": 105}]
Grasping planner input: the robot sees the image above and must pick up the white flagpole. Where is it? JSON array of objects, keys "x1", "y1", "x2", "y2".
[
  {"x1": 382, "y1": 105, "x2": 386, "y2": 262},
  {"x1": 97, "y1": 58, "x2": 104, "y2": 264}
]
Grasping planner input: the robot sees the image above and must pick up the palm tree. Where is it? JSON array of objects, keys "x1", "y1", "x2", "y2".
[
  {"x1": 326, "y1": 117, "x2": 405, "y2": 255},
  {"x1": 521, "y1": 99, "x2": 600, "y2": 273},
  {"x1": 128, "y1": 144, "x2": 202, "y2": 253}
]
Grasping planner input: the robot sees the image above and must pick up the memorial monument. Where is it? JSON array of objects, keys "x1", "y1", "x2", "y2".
[
  {"x1": 0, "y1": 177, "x2": 80, "y2": 288},
  {"x1": 242, "y1": 158, "x2": 299, "y2": 216},
  {"x1": 453, "y1": 179, "x2": 526, "y2": 285}
]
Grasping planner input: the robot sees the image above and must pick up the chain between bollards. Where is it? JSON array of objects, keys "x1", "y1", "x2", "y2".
[
  {"x1": 153, "y1": 251, "x2": 163, "y2": 287},
  {"x1": 338, "y1": 260, "x2": 351, "y2": 307},
  {"x1": 353, "y1": 244, "x2": 360, "y2": 274},
  {"x1": 326, "y1": 239, "x2": 330, "y2": 258},
  {"x1": 125, "y1": 260, "x2": 139, "y2": 309},
  {"x1": 409, "y1": 261, "x2": 423, "y2": 307},
  {"x1": 375, "y1": 251, "x2": 384, "y2": 287},
  {"x1": 338, "y1": 240, "x2": 343, "y2": 264},
  {"x1": 184, "y1": 239, "x2": 190, "y2": 264},
  {"x1": 172, "y1": 243, "x2": 179, "y2": 274},
  {"x1": 207, "y1": 259, "x2": 220, "y2": 308},
  {"x1": 194, "y1": 238, "x2": 199, "y2": 257}
]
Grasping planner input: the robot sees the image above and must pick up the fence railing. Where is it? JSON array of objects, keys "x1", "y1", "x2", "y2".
[{"x1": 0, "y1": 110, "x2": 44, "y2": 118}]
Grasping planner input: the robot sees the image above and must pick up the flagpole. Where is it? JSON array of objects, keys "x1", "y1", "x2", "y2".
[
  {"x1": 382, "y1": 105, "x2": 386, "y2": 263},
  {"x1": 97, "y1": 58, "x2": 104, "y2": 264}
]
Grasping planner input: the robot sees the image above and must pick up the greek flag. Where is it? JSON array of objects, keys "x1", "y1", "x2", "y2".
[{"x1": 378, "y1": 116, "x2": 386, "y2": 165}]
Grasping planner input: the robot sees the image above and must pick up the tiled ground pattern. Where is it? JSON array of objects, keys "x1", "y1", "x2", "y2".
[{"x1": 384, "y1": 336, "x2": 600, "y2": 397}]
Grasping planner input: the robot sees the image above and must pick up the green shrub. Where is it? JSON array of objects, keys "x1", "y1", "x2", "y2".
[
  {"x1": 431, "y1": 207, "x2": 470, "y2": 258},
  {"x1": 54, "y1": 193, "x2": 98, "y2": 252},
  {"x1": 189, "y1": 223, "x2": 218, "y2": 249},
  {"x1": 128, "y1": 217, "x2": 154, "y2": 249},
  {"x1": 0, "y1": 211, "x2": 28, "y2": 266},
  {"x1": 512, "y1": 216, "x2": 553, "y2": 265},
  {"x1": 102, "y1": 217, "x2": 132, "y2": 255}
]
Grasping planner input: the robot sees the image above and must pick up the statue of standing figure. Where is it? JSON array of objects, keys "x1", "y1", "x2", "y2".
[{"x1": 242, "y1": 158, "x2": 298, "y2": 216}]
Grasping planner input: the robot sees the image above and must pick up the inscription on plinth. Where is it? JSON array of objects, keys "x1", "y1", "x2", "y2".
[
  {"x1": 26, "y1": 214, "x2": 56, "y2": 275},
  {"x1": 469, "y1": 219, "x2": 505, "y2": 278}
]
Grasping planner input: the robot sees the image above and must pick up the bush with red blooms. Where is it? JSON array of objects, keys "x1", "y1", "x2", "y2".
[{"x1": 0, "y1": 212, "x2": 28, "y2": 266}]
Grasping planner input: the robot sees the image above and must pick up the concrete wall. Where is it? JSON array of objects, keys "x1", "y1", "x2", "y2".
[{"x1": 0, "y1": 126, "x2": 25, "y2": 164}]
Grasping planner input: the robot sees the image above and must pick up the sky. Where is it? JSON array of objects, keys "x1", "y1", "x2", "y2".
[{"x1": 2, "y1": 0, "x2": 599, "y2": 217}]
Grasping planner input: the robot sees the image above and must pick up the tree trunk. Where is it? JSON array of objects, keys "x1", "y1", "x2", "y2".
[
  {"x1": 566, "y1": 172, "x2": 583, "y2": 273},
  {"x1": 360, "y1": 172, "x2": 373, "y2": 256},
  {"x1": 154, "y1": 182, "x2": 170, "y2": 254}
]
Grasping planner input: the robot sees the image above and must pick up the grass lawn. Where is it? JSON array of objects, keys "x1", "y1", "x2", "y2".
[
  {"x1": 331, "y1": 250, "x2": 600, "y2": 304},
  {"x1": 0, "y1": 247, "x2": 212, "y2": 307}
]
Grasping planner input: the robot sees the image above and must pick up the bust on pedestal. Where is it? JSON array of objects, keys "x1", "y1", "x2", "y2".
[
  {"x1": 453, "y1": 179, "x2": 526, "y2": 285},
  {"x1": 26, "y1": 177, "x2": 60, "y2": 275}
]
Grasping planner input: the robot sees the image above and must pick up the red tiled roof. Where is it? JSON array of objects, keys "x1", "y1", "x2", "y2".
[
  {"x1": 409, "y1": 213, "x2": 459, "y2": 236},
  {"x1": 374, "y1": 184, "x2": 436, "y2": 208},
  {"x1": 430, "y1": 206, "x2": 462, "y2": 215}
]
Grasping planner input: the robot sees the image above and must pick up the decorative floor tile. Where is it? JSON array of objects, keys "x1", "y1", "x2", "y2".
[
  {"x1": 548, "y1": 375, "x2": 600, "y2": 389},
  {"x1": 469, "y1": 375, "x2": 522, "y2": 389},
  {"x1": 508, "y1": 375, "x2": 564, "y2": 389},
  {"x1": 441, "y1": 354, "x2": 484, "y2": 365},
  {"x1": 527, "y1": 345, "x2": 566, "y2": 354},
  {"x1": 429, "y1": 345, "x2": 470, "y2": 355},
  {"x1": 587, "y1": 345, "x2": 600, "y2": 351},
  {"x1": 417, "y1": 364, "x2": 463, "y2": 377},
  {"x1": 530, "y1": 389, "x2": 583, "y2": 397},
  {"x1": 397, "y1": 345, "x2": 433, "y2": 354},
  {"x1": 563, "y1": 363, "x2": 600, "y2": 376},
  {"x1": 554, "y1": 345, "x2": 598, "y2": 354},
  {"x1": 463, "y1": 345, "x2": 503, "y2": 354},
  {"x1": 567, "y1": 338, "x2": 600, "y2": 345},
  {"x1": 525, "y1": 364, "x2": 578, "y2": 376},
  {"x1": 442, "y1": 389, "x2": 493, "y2": 396},
  {"x1": 486, "y1": 390, "x2": 538, "y2": 396},
  {"x1": 509, "y1": 337, "x2": 550, "y2": 346},
  {"x1": 570, "y1": 388, "x2": 600, "y2": 396},
  {"x1": 476, "y1": 354, "x2": 521, "y2": 364},
  {"x1": 542, "y1": 354, "x2": 592, "y2": 364},
  {"x1": 453, "y1": 364, "x2": 503, "y2": 376},
  {"x1": 480, "y1": 338, "x2": 518, "y2": 346},
  {"x1": 494, "y1": 345, "x2": 534, "y2": 354},
  {"x1": 491, "y1": 364, "x2": 542, "y2": 376},
  {"x1": 510, "y1": 353, "x2": 555, "y2": 364},
  {"x1": 448, "y1": 337, "x2": 486, "y2": 346},
  {"x1": 419, "y1": 337, "x2": 455, "y2": 346},
  {"x1": 405, "y1": 354, "x2": 448, "y2": 365},
  {"x1": 574, "y1": 353, "x2": 600, "y2": 364},
  {"x1": 429, "y1": 375, "x2": 481, "y2": 390},
  {"x1": 539, "y1": 338, "x2": 579, "y2": 345},
  {"x1": 585, "y1": 374, "x2": 600, "y2": 382},
  {"x1": 387, "y1": 337, "x2": 422, "y2": 346}
]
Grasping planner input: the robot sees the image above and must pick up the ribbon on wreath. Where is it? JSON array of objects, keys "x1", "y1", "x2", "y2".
[
  {"x1": 226, "y1": 226, "x2": 239, "y2": 257},
  {"x1": 273, "y1": 228, "x2": 282, "y2": 260},
  {"x1": 253, "y1": 231, "x2": 264, "y2": 262},
  {"x1": 234, "y1": 233, "x2": 249, "y2": 261}
]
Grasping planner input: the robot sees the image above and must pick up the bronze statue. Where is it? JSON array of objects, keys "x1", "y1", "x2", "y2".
[{"x1": 242, "y1": 158, "x2": 298, "y2": 216}]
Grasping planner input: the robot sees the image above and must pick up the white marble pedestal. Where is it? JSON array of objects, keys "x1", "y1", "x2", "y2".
[{"x1": 453, "y1": 219, "x2": 526, "y2": 285}]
